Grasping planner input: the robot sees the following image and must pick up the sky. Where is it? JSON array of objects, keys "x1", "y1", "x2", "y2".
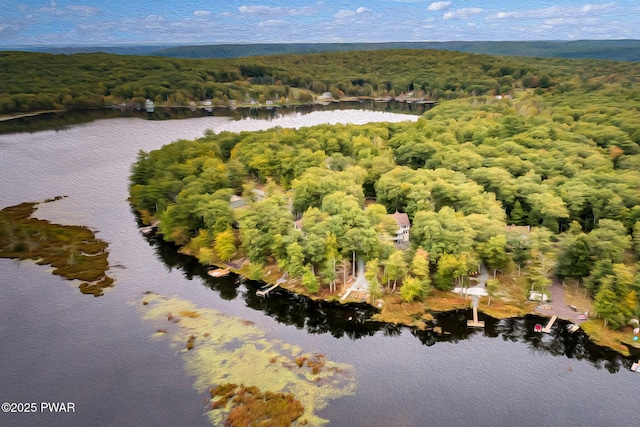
[{"x1": 1, "y1": 0, "x2": 639, "y2": 46}]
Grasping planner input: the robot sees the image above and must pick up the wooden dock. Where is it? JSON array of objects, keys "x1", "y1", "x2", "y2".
[
  {"x1": 207, "y1": 268, "x2": 230, "y2": 278},
  {"x1": 256, "y1": 283, "x2": 278, "y2": 297},
  {"x1": 542, "y1": 315, "x2": 557, "y2": 333},
  {"x1": 467, "y1": 296, "x2": 485, "y2": 328}
]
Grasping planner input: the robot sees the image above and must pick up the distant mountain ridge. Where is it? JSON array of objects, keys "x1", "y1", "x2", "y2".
[
  {"x1": 6, "y1": 39, "x2": 640, "y2": 62},
  {"x1": 13, "y1": 40, "x2": 640, "y2": 62},
  {"x1": 154, "y1": 40, "x2": 640, "y2": 62}
]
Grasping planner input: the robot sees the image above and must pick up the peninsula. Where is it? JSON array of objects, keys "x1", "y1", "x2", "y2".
[{"x1": 124, "y1": 48, "x2": 640, "y2": 355}]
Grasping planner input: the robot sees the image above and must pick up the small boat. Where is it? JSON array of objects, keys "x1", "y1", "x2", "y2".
[{"x1": 207, "y1": 268, "x2": 230, "y2": 277}]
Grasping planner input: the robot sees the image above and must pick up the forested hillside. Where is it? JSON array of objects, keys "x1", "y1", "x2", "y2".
[
  {"x1": 130, "y1": 76, "x2": 640, "y2": 332},
  {"x1": 1, "y1": 48, "x2": 639, "y2": 115},
  {"x1": 17, "y1": 40, "x2": 640, "y2": 62},
  {"x1": 153, "y1": 40, "x2": 640, "y2": 62}
]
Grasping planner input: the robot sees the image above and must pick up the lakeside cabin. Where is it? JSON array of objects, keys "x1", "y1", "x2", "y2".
[{"x1": 389, "y1": 211, "x2": 410, "y2": 242}]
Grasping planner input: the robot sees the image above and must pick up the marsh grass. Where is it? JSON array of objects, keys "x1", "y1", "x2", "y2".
[
  {"x1": 140, "y1": 293, "x2": 356, "y2": 426},
  {"x1": 0, "y1": 199, "x2": 113, "y2": 296},
  {"x1": 211, "y1": 383, "x2": 305, "y2": 427},
  {"x1": 580, "y1": 319, "x2": 633, "y2": 356}
]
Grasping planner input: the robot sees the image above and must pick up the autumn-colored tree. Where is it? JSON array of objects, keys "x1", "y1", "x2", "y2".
[{"x1": 214, "y1": 228, "x2": 236, "y2": 262}]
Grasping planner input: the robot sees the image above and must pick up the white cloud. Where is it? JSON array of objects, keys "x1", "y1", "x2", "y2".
[
  {"x1": 492, "y1": 3, "x2": 618, "y2": 20},
  {"x1": 144, "y1": 15, "x2": 164, "y2": 22},
  {"x1": 193, "y1": 10, "x2": 211, "y2": 16},
  {"x1": 238, "y1": 5, "x2": 318, "y2": 16},
  {"x1": 66, "y1": 5, "x2": 101, "y2": 16},
  {"x1": 428, "y1": 1, "x2": 451, "y2": 11},
  {"x1": 258, "y1": 19, "x2": 289, "y2": 27},
  {"x1": 443, "y1": 8, "x2": 483, "y2": 20},
  {"x1": 334, "y1": 7, "x2": 374, "y2": 19},
  {"x1": 334, "y1": 9, "x2": 355, "y2": 19},
  {"x1": 239, "y1": 5, "x2": 271, "y2": 14}
]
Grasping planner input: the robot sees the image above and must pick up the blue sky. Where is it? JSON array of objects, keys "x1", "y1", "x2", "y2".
[{"x1": 2, "y1": 1, "x2": 639, "y2": 46}]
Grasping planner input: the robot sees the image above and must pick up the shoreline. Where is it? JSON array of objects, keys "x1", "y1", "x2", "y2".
[
  {"x1": 0, "y1": 109, "x2": 67, "y2": 122},
  {"x1": 177, "y1": 242, "x2": 637, "y2": 358},
  {"x1": 0, "y1": 97, "x2": 435, "y2": 123}
]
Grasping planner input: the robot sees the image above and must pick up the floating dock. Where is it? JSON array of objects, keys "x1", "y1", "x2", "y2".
[
  {"x1": 541, "y1": 315, "x2": 558, "y2": 333},
  {"x1": 256, "y1": 283, "x2": 278, "y2": 297}
]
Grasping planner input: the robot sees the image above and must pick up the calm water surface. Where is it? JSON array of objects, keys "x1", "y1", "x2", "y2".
[{"x1": 0, "y1": 110, "x2": 637, "y2": 427}]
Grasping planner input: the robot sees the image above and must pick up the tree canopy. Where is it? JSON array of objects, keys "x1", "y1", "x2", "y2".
[{"x1": 128, "y1": 48, "x2": 640, "y2": 329}]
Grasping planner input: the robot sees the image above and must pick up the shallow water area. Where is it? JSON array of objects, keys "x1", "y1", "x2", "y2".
[{"x1": 1, "y1": 109, "x2": 638, "y2": 427}]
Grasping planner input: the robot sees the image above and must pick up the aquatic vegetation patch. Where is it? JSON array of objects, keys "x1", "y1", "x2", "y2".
[
  {"x1": 0, "y1": 198, "x2": 113, "y2": 296},
  {"x1": 210, "y1": 384, "x2": 305, "y2": 427},
  {"x1": 139, "y1": 293, "x2": 356, "y2": 426}
]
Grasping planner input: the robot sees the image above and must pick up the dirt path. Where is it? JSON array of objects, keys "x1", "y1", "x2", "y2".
[{"x1": 534, "y1": 282, "x2": 587, "y2": 324}]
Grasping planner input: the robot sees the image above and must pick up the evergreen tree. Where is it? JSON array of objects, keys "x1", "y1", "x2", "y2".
[
  {"x1": 555, "y1": 233, "x2": 591, "y2": 281},
  {"x1": 510, "y1": 201, "x2": 526, "y2": 225},
  {"x1": 286, "y1": 241, "x2": 306, "y2": 277}
]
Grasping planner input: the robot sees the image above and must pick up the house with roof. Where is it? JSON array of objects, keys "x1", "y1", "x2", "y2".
[{"x1": 389, "y1": 211, "x2": 410, "y2": 242}]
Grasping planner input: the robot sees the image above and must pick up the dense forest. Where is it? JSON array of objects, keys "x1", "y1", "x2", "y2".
[
  {"x1": 129, "y1": 47, "x2": 640, "y2": 333},
  {"x1": 152, "y1": 40, "x2": 640, "y2": 62},
  {"x1": 17, "y1": 40, "x2": 640, "y2": 62},
  {"x1": 1, "y1": 47, "x2": 639, "y2": 115}
]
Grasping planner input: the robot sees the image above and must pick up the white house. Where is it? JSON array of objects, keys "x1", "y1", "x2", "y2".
[{"x1": 389, "y1": 211, "x2": 410, "y2": 242}]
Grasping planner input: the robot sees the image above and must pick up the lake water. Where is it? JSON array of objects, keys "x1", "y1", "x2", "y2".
[{"x1": 0, "y1": 109, "x2": 637, "y2": 427}]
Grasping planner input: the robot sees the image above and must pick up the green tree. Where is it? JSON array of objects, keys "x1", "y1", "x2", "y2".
[
  {"x1": 588, "y1": 219, "x2": 632, "y2": 263},
  {"x1": 633, "y1": 221, "x2": 640, "y2": 253},
  {"x1": 400, "y1": 276, "x2": 424, "y2": 302},
  {"x1": 213, "y1": 228, "x2": 236, "y2": 262},
  {"x1": 384, "y1": 250, "x2": 408, "y2": 292},
  {"x1": 286, "y1": 241, "x2": 305, "y2": 277},
  {"x1": 302, "y1": 267, "x2": 320, "y2": 293},
  {"x1": 594, "y1": 282, "x2": 621, "y2": 328},
  {"x1": 509, "y1": 200, "x2": 526, "y2": 225},
  {"x1": 365, "y1": 258, "x2": 383, "y2": 303},
  {"x1": 410, "y1": 248, "x2": 430, "y2": 280},
  {"x1": 555, "y1": 233, "x2": 591, "y2": 281},
  {"x1": 486, "y1": 278, "x2": 500, "y2": 306},
  {"x1": 481, "y1": 234, "x2": 509, "y2": 276}
]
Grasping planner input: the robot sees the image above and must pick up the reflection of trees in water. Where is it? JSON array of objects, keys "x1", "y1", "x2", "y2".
[
  {"x1": 145, "y1": 234, "x2": 634, "y2": 372},
  {"x1": 0, "y1": 101, "x2": 428, "y2": 135}
]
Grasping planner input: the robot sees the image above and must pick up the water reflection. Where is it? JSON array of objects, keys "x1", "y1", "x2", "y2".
[
  {"x1": 0, "y1": 100, "x2": 432, "y2": 135},
  {"x1": 143, "y1": 216, "x2": 636, "y2": 374}
]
